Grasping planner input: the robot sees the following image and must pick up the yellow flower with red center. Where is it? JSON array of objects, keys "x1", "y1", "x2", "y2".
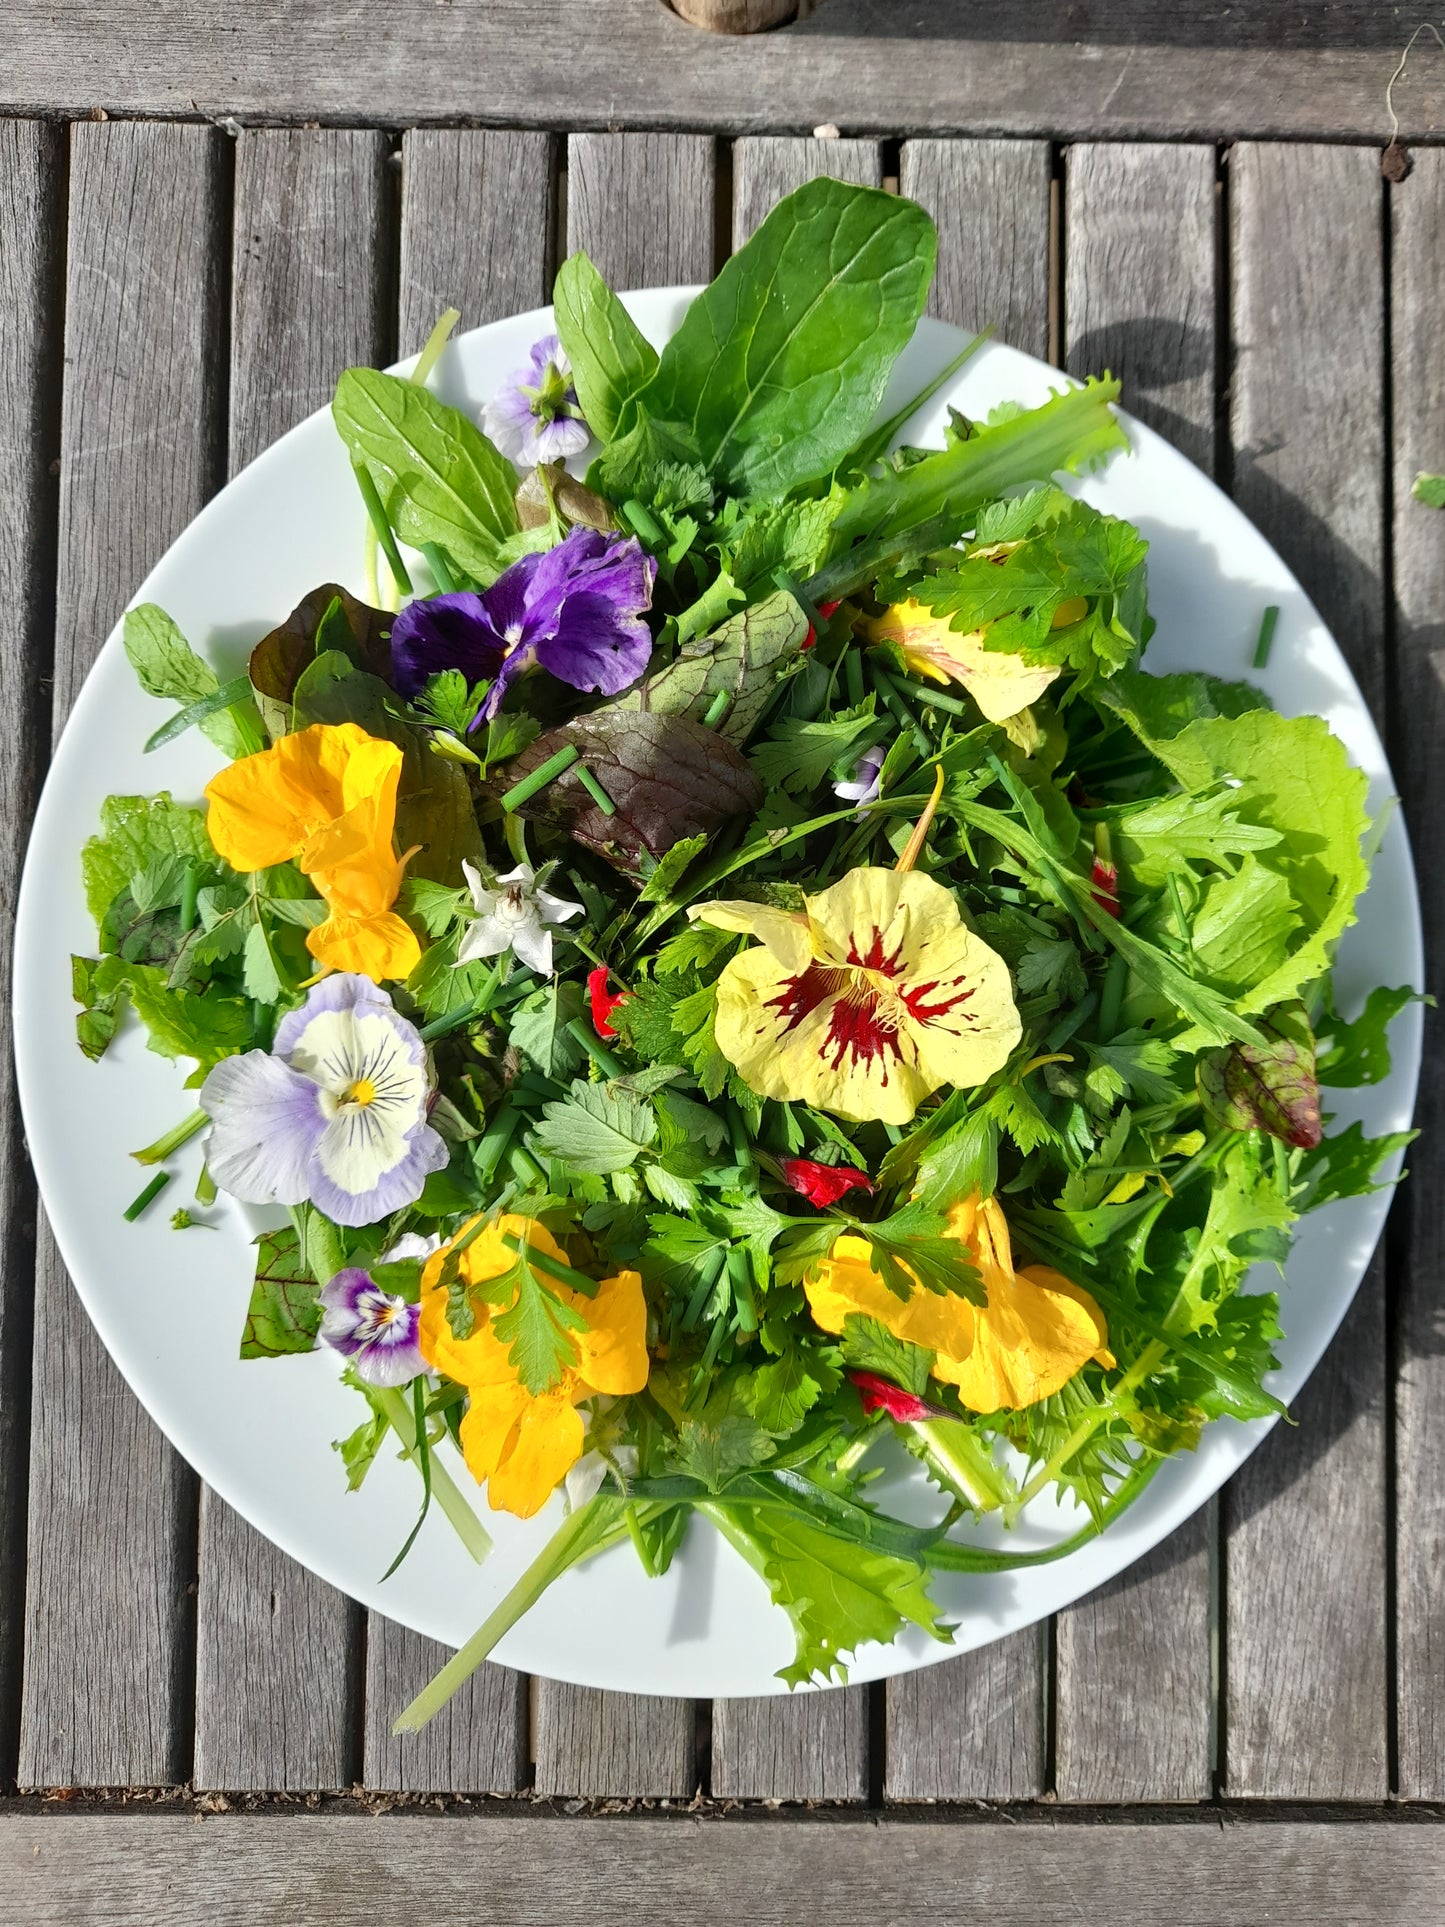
[
  {"x1": 417, "y1": 1214, "x2": 649, "y2": 1519},
  {"x1": 863, "y1": 594, "x2": 1089, "y2": 723},
  {"x1": 805, "y1": 1189, "x2": 1114, "y2": 1412},
  {"x1": 204, "y1": 721, "x2": 421, "y2": 982},
  {"x1": 690, "y1": 867, "x2": 1021, "y2": 1125}
]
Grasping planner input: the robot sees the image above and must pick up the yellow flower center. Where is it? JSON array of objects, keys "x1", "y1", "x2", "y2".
[{"x1": 344, "y1": 1076, "x2": 378, "y2": 1108}]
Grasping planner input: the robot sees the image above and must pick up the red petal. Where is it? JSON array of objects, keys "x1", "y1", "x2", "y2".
[
  {"x1": 1090, "y1": 858, "x2": 1121, "y2": 919},
  {"x1": 848, "y1": 1371, "x2": 940, "y2": 1423},
  {"x1": 818, "y1": 600, "x2": 841, "y2": 619},
  {"x1": 779, "y1": 1157, "x2": 877, "y2": 1209},
  {"x1": 587, "y1": 965, "x2": 627, "y2": 1038}
]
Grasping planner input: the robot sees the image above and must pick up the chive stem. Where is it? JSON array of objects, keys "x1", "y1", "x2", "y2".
[
  {"x1": 702, "y1": 688, "x2": 731, "y2": 728},
  {"x1": 419, "y1": 965, "x2": 501, "y2": 1042},
  {"x1": 895, "y1": 674, "x2": 977, "y2": 719},
  {"x1": 1097, "y1": 952, "x2": 1129, "y2": 1038},
  {"x1": 1252, "y1": 603, "x2": 1280, "y2": 669},
  {"x1": 507, "y1": 1144, "x2": 547, "y2": 1189},
  {"x1": 178, "y1": 862, "x2": 200, "y2": 934},
  {"x1": 844, "y1": 649, "x2": 865, "y2": 708},
  {"x1": 124, "y1": 1171, "x2": 173, "y2": 1221},
  {"x1": 410, "y1": 307, "x2": 461, "y2": 389},
  {"x1": 500, "y1": 744, "x2": 579, "y2": 812},
  {"x1": 350, "y1": 457, "x2": 413, "y2": 597},
  {"x1": 132, "y1": 1108, "x2": 208, "y2": 1166},
  {"x1": 869, "y1": 663, "x2": 932, "y2": 761},
  {"x1": 565, "y1": 1017, "x2": 623, "y2": 1077},
  {"x1": 622, "y1": 498, "x2": 665, "y2": 547},
  {"x1": 420, "y1": 541, "x2": 458, "y2": 593},
  {"x1": 473, "y1": 1105, "x2": 520, "y2": 1184},
  {"x1": 501, "y1": 1231, "x2": 600, "y2": 1299},
  {"x1": 195, "y1": 1163, "x2": 218, "y2": 1207},
  {"x1": 574, "y1": 762, "x2": 616, "y2": 815}
]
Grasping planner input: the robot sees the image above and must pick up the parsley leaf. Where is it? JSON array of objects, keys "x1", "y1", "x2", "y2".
[{"x1": 533, "y1": 1079, "x2": 658, "y2": 1173}]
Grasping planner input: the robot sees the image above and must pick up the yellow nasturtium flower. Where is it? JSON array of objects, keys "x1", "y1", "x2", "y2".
[
  {"x1": 863, "y1": 596, "x2": 1088, "y2": 723},
  {"x1": 690, "y1": 867, "x2": 1021, "y2": 1126},
  {"x1": 805, "y1": 1190, "x2": 1114, "y2": 1413},
  {"x1": 204, "y1": 721, "x2": 421, "y2": 982},
  {"x1": 417, "y1": 1214, "x2": 649, "y2": 1519}
]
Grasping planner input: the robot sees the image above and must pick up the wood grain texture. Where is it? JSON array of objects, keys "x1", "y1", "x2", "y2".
[
  {"x1": 1054, "y1": 141, "x2": 1217, "y2": 1804},
  {"x1": 1, "y1": 3, "x2": 1441, "y2": 139},
  {"x1": 1223, "y1": 143, "x2": 1388, "y2": 1800},
  {"x1": 20, "y1": 120, "x2": 225, "y2": 1788},
  {"x1": 566, "y1": 134, "x2": 716, "y2": 290},
  {"x1": 534, "y1": 1684, "x2": 698, "y2": 1799},
  {"x1": 882, "y1": 136, "x2": 1050, "y2": 1805},
  {"x1": 191, "y1": 129, "x2": 391, "y2": 1795},
  {"x1": 362, "y1": 125, "x2": 554, "y2": 1797},
  {"x1": 398, "y1": 130, "x2": 554, "y2": 352},
  {"x1": 899, "y1": 140, "x2": 1051, "y2": 359},
  {"x1": 711, "y1": 1688, "x2": 868, "y2": 1803},
  {"x1": 11, "y1": 1813, "x2": 1445, "y2": 1925},
  {"x1": 1391, "y1": 146, "x2": 1445, "y2": 1802},
  {"x1": 730, "y1": 137, "x2": 882, "y2": 248},
  {"x1": 0, "y1": 116, "x2": 62, "y2": 1782}
]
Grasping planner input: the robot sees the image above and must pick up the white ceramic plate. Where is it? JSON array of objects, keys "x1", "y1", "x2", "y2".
[{"x1": 14, "y1": 295, "x2": 1424, "y2": 1699}]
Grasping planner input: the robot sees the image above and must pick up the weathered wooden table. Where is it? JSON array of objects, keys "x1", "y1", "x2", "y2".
[{"x1": 2, "y1": 6, "x2": 1445, "y2": 1919}]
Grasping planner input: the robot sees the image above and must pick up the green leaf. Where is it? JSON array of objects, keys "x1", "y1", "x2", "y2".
[
  {"x1": 333, "y1": 1404, "x2": 390, "y2": 1491},
  {"x1": 1110, "y1": 785, "x2": 1282, "y2": 889},
  {"x1": 636, "y1": 833, "x2": 709, "y2": 906},
  {"x1": 241, "y1": 921, "x2": 285, "y2": 1002},
  {"x1": 332, "y1": 367, "x2": 519, "y2": 583},
  {"x1": 1190, "y1": 856, "x2": 1300, "y2": 995},
  {"x1": 124, "y1": 604, "x2": 261, "y2": 759},
  {"x1": 1084, "y1": 1033, "x2": 1181, "y2": 1107},
  {"x1": 532, "y1": 1078, "x2": 658, "y2": 1173},
  {"x1": 669, "y1": 1380, "x2": 778, "y2": 1490},
  {"x1": 1413, "y1": 472, "x2": 1445, "y2": 508},
  {"x1": 490, "y1": 1256, "x2": 588, "y2": 1396},
  {"x1": 1315, "y1": 983, "x2": 1420, "y2": 1088},
  {"x1": 240, "y1": 1227, "x2": 321, "y2": 1358},
  {"x1": 72, "y1": 954, "x2": 123, "y2": 1061},
  {"x1": 743, "y1": 1348, "x2": 828, "y2": 1436},
  {"x1": 83, "y1": 794, "x2": 214, "y2": 930},
  {"x1": 750, "y1": 701, "x2": 880, "y2": 796},
  {"x1": 644, "y1": 178, "x2": 937, "y2": 499},
  {"x1": 599, "y1": 589, "x2": 810, "y2": 747},
  {"x1": 839, "y1": 1313, "x2": 935, "y2": 1395},
  {"x1": 1096, "y1": 667, "x2": 1271, "y2": 785},
  {"x1": 552, "y1": 250, "x2": 659, "y2": 442},
  {"x1": 1295, "y1": 1120, "x2": 1415, "y2": 1211},
  {"x1": 91, "y1": 956, "x2": 252, "y2": 1073},
  {"x1": 1197, "y1": 1004, "x2": 1322, "y2": 1149},
  {"x1": 509, "y1": 982, "x2": 588, "y2": 1079}
]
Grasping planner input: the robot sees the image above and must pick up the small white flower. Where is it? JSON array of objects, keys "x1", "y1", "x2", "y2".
[{"x1": 455, "y1": 861, "x2": 583, "y2": 976}]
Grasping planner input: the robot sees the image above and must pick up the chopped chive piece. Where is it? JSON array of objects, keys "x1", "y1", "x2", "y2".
[
  {"x1": 125, "y1": 1171, "x2": 173, "y2": 1221},
  {"x1": 844, "y1": 648, "x2": 865, "y2": 709},
  {"x1": 350, "y1": 456, "x2": 414, "y2": 597},
  {"x1": 420, "y1": 541, "x2": 458, "y2": 593},
  {"x1": 473, "y1": 1104, "x2": 520, "y2": 1184},
  {"x1": 507, "y1": 1144, "x2": 547, "y2": 1189},
  {"x1": 500, "y1": 743, "x2": 579, "y2": 812},
  {"x1": 410, "y1": 306, "x2": 461, "y2": 388},
  {"x1": 195, "y1": 1163, "x2": 217, "y2": 1206},
  {"x1": 702, "y1": 688, "x2": 731, "y2": 728},
  {"x1": 896, "y1": 674, "x2": 976, "y2": 718},
  {"x1": 869, "y1": 664, "x2": 931, "y2": 760},
  {"x1": 622, "y1": 498, "x2": 664, "y2": 547},
  {"x1": 178, "y1": 861, "x2": 200, "y2": 934},
  {"x1": 1252, "y1": 603, "x2": 1280, "y2": 669},
  {"x1": 574, "y1": 762, "x2": 616, "y2": 815},
  {"x1": 144, "y1": 674, "x2": 257, "y2": 754},
  {"x1": 132, "y1": 1108, "x2": 208, "y2": 1166},
  {"x1": 565, "y1": 1016, "x2": 623, "y2": 1077},
  {"x1": 419, "y1": 964, "x2": 501, "y2": 1042},
  {"x1": 1097, "y1": 952, "x2": 1129, "y2": 1038},
  {"x1": 501, "y1": 1231, "x2": 600, "y2": 1299}
]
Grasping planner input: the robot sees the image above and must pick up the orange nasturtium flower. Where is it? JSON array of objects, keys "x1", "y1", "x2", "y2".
[
  {"x1": 805, "y1": 1190, "x2": 1114, "y2": 1413},
  {"x1": 417, "y1": 1214, "x2": 649, "y2": 1519},
  {"x1": 689, "y1": 867, "x2": 1021, "y2": 1126},
  {"x1": 203, "y1": 721, "x2": 421, "y2": 982},
  {"x1": 863, "y1": 596, "x2": 1088, "y2": 723}
]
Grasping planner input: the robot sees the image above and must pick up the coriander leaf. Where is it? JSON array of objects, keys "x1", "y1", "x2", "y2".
[
  {"x1": 644, "y1": 178, "x2": 936, "y2": 499},
  {"x1": 490, "y1": 1257, "x2": 587, "y2": 1395},
  {"x1": 1294, "y1": 1120, "x2": 1415, "y2": 1211},
  {"x1": 838, "y1": 1313, "x2": 934, "y2": 1396},
  {"x1": 744, "y1": 1348, "x2": 830, "y2": 1436},
  {"x1": 509, "y1": 982, "x2": 588, "y2": 1079},
  {"x1": 1315, "y1": 983, "x2": 1420, "y2": 1088},
  {"x1": 1016, "y1": 934, "x2": 1086, "y2": 1000},
  {"x1": 643, "y1": 1164, "x2": 700, "y2": 1212},
  {"x1": 332, "y1": 367, "x2": 519, "y2": 583},
  {"x1": 983, "y1": 1082, "x2": 1061, "y2": 1156},
  {"x1": 240, "y1": 1227, "x2": 320, "y2": 1358},
  {"x1": 750, "y1": 702, "x2": 880, "y2": 796},
  {"x1": 83, "y1": 793, "x2": 214, "y2": 931},
  {"x1": 533, "y1": 1078, "x2": 658, "y2": 1173},
  {"x1": 1084, "y1": 1032, "x2": 1181, "y2": 1107},
  {"x1": 552, "y1": 250, "x2": 659, "y2": 442},
  {"x1": 670, "y1": 1381, "x2": 778, "y2": 1490}
]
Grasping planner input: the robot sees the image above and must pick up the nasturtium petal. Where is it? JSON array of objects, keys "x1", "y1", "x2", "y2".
[{"x1": 864, "y1": 599, "x2": 1061, "y2": 722}]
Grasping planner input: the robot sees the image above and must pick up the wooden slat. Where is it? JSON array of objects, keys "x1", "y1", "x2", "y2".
[
  {"x1": 883, "y1": 136, "x2": 1051, "y2": 1805},
  {"x1": 1391, "y1": 146, "x2": 1445, "y2": 1802},
  {"x1": 398, "y1": 129, "x2": 554, "y2": 353},
  {"x1": 19, "y1": 120, "x2": 225, "y2": 1788},
  {"x1": 900, "y1": 140, "x2": 1052, "y2": 360},
  {"x1": 525, "y1": 133, "x2": 718, "y2": 1802},
  {"x1": 1, "y1": 3, "x2": 1441, "y2": 141},
  {"x1": 565, "y1": 134, "x2": 716, "y2": 289},
  {"x1": 1223, "y1": 142, "x2": 1388, "y2": 1799},
  {"x1": 1054, "y1": 141, "x2": 1217, "y2": 1804},
  {"x1": 358, "y1": 127, "x2": 559, "y2": 1799},
  {"x1": 730, "y1": 136, "x2": 882, "y2": 249},
  {"x1": 192, "y1": 129, "x2": 391, "y2": 1795},
  {"x1": 9, "y1": 1812, "x2": 1445, "y2": 1925},
  {"x1": 0, "y1": 116, "x2": 62, "y2": 1781}
]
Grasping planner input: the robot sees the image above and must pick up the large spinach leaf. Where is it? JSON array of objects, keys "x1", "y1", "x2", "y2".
[{"x1": 553, "y1": 251, "x2": 659, "y2": 443}]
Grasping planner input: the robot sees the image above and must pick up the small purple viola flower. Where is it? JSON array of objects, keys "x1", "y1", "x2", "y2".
[
  {"x1": 319, "y1": 1268, "x2": 426, "y2": 1387},
  {"x1": 199, "y1": 974, "x2": 448, "y2": 1229},
  {"x1": 389, "y1": 526, "x2": 657, "y2": 725},
  {"x1": 834, "y1": 742, "x2": 886, "y2": 814},
  {"x1": 483, "y1": 334, "x2": 591, "y2": 468}
]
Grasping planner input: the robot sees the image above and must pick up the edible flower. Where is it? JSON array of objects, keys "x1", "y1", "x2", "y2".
[
  {"x1": 417, "y1": 1214, "x2": 649, "y2": 1518},
  {"x1": 203, "y1": 721, "x2": 420, "y2": 982},
  {"x1": 587, "y1": 965, "x2": 628, "y2": 1038},
  {"x1": 456, "y1": 860, "x2": 582, "y2": 976},
  {"x1": 482, "y1": 333, "x2": 590, "y2": 468},
  {"x1": 848, "y1": 1371, "x2": 947, "y2": 1423},
  {"x1": 805, "y1": 1190, "x2": 1113, "y2": 1412},
  {"x1": 833, "y1": 742, "x2": 885, "y2": 814},
  {"x1": 1090, "y1": 823, "x2": 1120, "y2": 918},
  {"x1": 863, "y1": 599, "x2": 1063, "y2": 723},
  {"x1": 199, "y1": 974, "x2": 448, "y2": 1227},
  {"x1": 780, "y1": 1157, "x2": 877, "y2": 1209},
  {"x1": 388, "y1": 526, "x2": 656, "y2": 725},
  {"x1": 319, "y1": 1268, "x2": 426, "y2": 1386},
  {"x1": 690, "y1": 867, "x2": 1021, "y2": 1125}
]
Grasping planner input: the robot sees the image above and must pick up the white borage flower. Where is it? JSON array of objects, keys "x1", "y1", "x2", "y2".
[{"x1": 456, "y1": 860, "x2": 583, "y2": 977}]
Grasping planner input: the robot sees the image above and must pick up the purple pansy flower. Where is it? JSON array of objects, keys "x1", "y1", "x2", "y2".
[
  {"x1": 319, "y1": 1268, "x2": 426, "y2": 1387},
  {"x1": 389, "y1": 525, "x2": 657, "y2": 725},
  {"x1": 834, "y1": 742, "x2": 886, "y2": 814},
  {"x1": 199, "y1": 975, "x2": 448, "y2": 1229},
  {"x1": 482, "y1": 334, "x2": 591, "y2": 468}
]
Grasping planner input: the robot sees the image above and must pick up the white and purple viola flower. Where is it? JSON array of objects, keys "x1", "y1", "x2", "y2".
[
  {"x1": 199, "y1": 975, "x2": 448, "y2": 1229},
  {"x1": 319, "y1": 1268, "x2": 426, "y2": 1387},
  {"x1": 834, "y1": 742, "x2": 886, "y2": 814},
  {"x1": 482, "y1": 333, "x2": 590, "y2": 468},
  {"x1": 389, "y1": 525, "x2": 657, "y2": 727}
]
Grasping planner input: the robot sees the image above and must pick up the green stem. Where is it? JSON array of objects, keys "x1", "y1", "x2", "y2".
[
  {"x1": 501, "y1": 744, "x2": 579, "y2": 811},
  {"x1": 131, "y1": 1108, "x2": 208, "y2": 1166},
  {"x1": 419, "y1": 965, "x2": 501, "y2": 1042},
  {"x1": 574, "y1": 762, "x2": 616, "y2": 816},
  {"x1": 410, "y1": 306, "x2": 461, "y2": 387},
  {"x1": 1097, "y1": 953, "x2": 1128, "y2": 1038},
  {"x1": 124, "y1": 1171, "x2": 172, "y2": 1221},
  {"x1": 371, "y1": 1385, "x2": 491, "y2": 1567},
  {"x1": 932, "y1": 1453, "x2": 1163, "y2": 1571},
  {"x1": 565, "y1": 1017, "x2": 623, "y2": 1077},
  {"x1": 847, "y1": 329, "x2": 991, "y2": 471},
  {"x1": 420, "y1": 541, "x2": 458, "y2": 593},
  {"x1": 501, "y1": 1230, "x2": 599, "y2": 1299},
  {"x1": 913, "y1": 1418, "x2": 1014, "y2": 1514},
  {"x1": 350, "y1": 457, "x2": 413, "y2": 597},
  {"x1": 1004, "y1": 1338, "x2": 1168, "y2": 1524}
]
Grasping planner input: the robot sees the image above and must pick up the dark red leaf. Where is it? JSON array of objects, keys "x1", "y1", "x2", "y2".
[{"x1": 1197, "y1": 1003, "x2": 1323, "y2": 1150}]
